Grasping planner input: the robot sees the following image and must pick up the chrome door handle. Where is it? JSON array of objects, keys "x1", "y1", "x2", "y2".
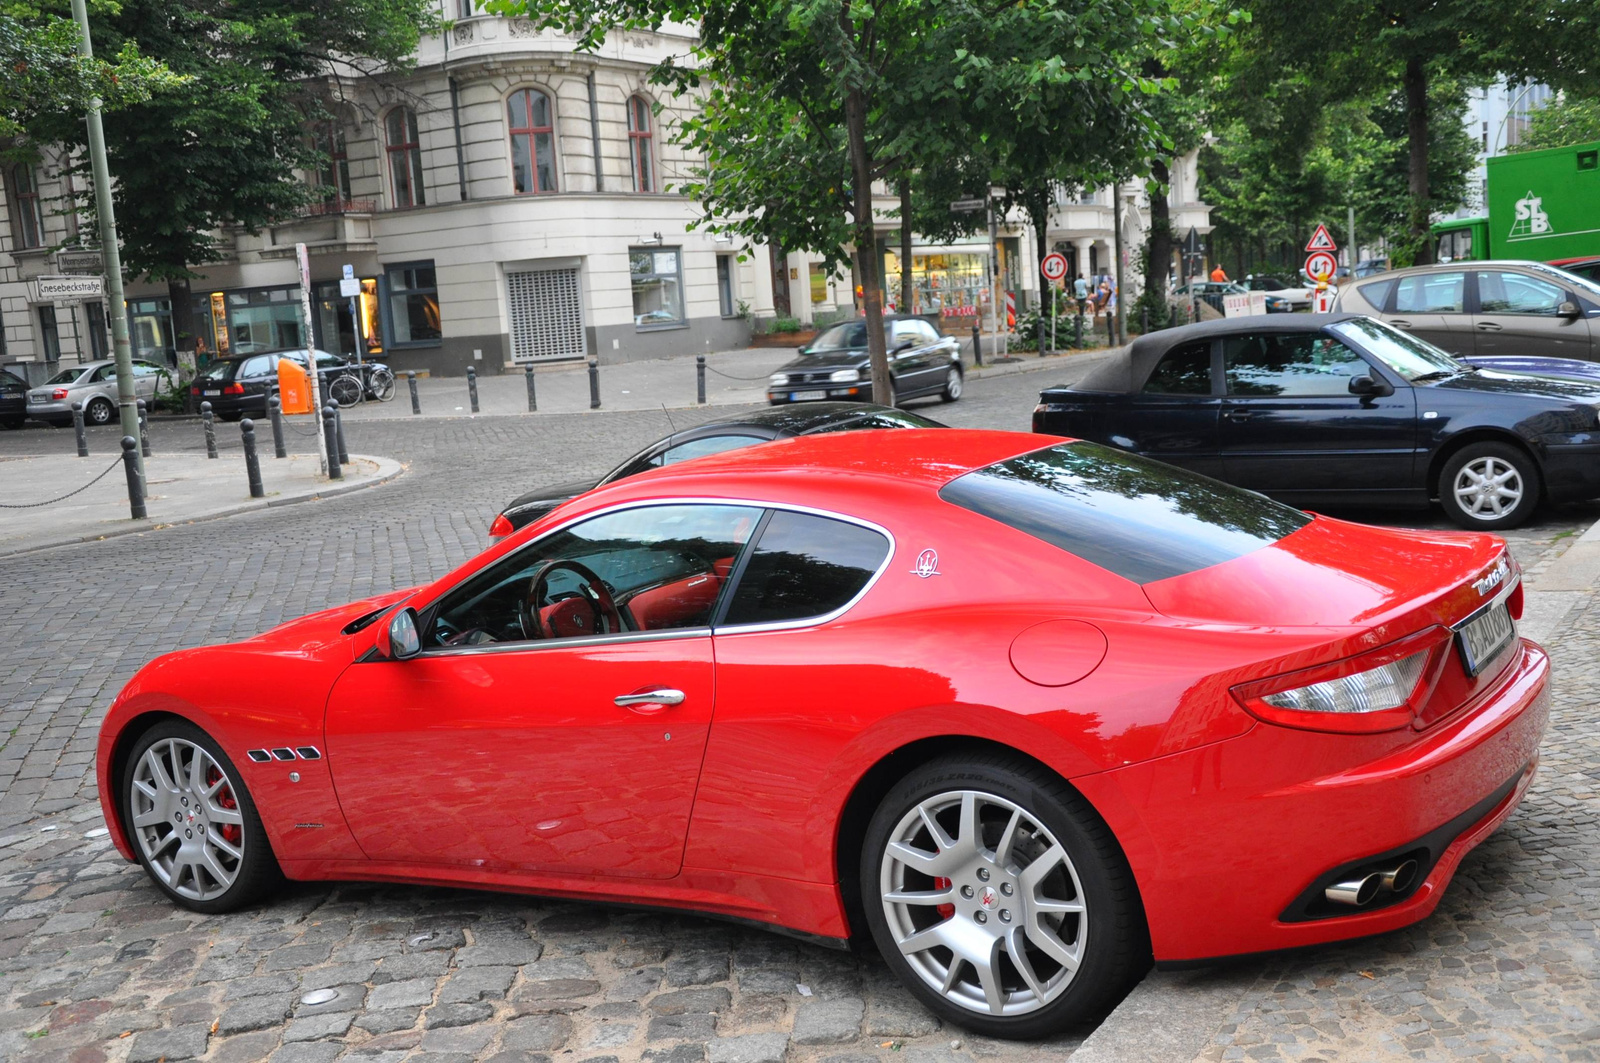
[
  {"x1": 1389, "y1": 319, "x2": 1413, "y2": 328},
  {"x1": 614, "y1": 688, "x2": 685, "y2": 708},
  {"x1": 1476, "y1": 322, "x2": 1502, "y2": 331},
  {"x1": 1224, "y1": 408, "x2": 1253, "y2": 422}
]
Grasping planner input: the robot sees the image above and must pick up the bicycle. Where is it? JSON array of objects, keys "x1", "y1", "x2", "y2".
[
  {"x1": 324, "y1": 363, "x2": 396, "y2": 406},
  {"x1": 327, "y1": 370, "x2": 364, "y2": 408}
]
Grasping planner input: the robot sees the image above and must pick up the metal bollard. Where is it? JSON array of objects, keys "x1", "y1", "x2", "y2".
[
  {"x1": 241, "y1": 419, "x2": 265, "y2": 498},
  {"x1": 1075, "y1": 309, "x2": 1084, "y2": 348},
  {"x1": 588, "y1": 358, "x2": 600, "y2": 409},
  {"x1": 525, "y1": 365, "x2": 537, "y2": 412},
  {"x1": 201, "y1": 401, "x2": 217, "y2": 459},
  {"x1": 322, "y1": 406, "x2": 342, "y2": 480},
  {"x1": 1038, "y1": 315, "x2": 1047, "y2": 358},
  {"x1": 467, "y1": 366, "x2": 480, "y2": 414},
  {"x1": 121, "y1": 436, "x2": 146, "y2": 519},
  {"x1": 331, "y1": 398, "x2": 349, "y2": 465},
  {"x1": 268, "y1": 394, "x2": 287, "y2": 458},
  {"x1": 696, "y1": 355, "x2": 706, "y2": 404},
  {"x1": 136, "y1": 398, "x2": 151, "y2": 457},
  {"x1": 71, "y1": 401, "x2": 88, "y2": 457},
  {"x1": 970, "y1": 323, "x2": 982, "y2": 367},
  {"x1": 408, "y1": 370, "x2": 420, "y2": 415}
]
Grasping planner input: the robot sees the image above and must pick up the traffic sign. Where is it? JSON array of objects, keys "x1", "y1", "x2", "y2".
[
  {"x1": 950, "y1": 198, "x2": 986, "y2": 213},
  {"x1": 1040, "y1": 253, "x2": 1068, "y2": 282},
  {"x1": 1304, "y1": 250, "x2": 1338, "y2": 282},
  {"x1": 1313, "y1": 287, "x2": 1337, "y2": 313},
  {"x1": 1305, "y1": 224, "x2": 1337, "y2": 253}
]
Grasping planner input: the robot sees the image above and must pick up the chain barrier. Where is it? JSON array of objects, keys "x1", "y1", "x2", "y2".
[
  {"x1": 702, "y1": 363, "x2": 780, "y2": 382},
  {"x1": 280, "y1": 416, "x2": 324, "y2": 436},
  {"x1": 0, "y1": 453, "x2": 126, "y2": 508}
]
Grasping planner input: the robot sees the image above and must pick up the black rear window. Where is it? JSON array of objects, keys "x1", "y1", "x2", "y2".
[{"x1": 939, "y1": 442, "x2": 1310, "y2": 584}]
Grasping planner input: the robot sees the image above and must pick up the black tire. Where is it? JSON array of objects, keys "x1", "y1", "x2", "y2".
[
  {"x1": 941, "y1": 366, "x2": 964, "y2": 403},
  {"x1": 119, "y1": 719, "x2": 281, "y2": 914},
  {"x1": 219, "y1": 411, "x2": 243, "y2": 423},
  {"x1": 1439, "y1": 441, "x2": 1540, "y2": 530},
  {"x1": 860, "y1": 754, "x2": 1149, "y2": 1039},
  {"x1": 85, "y1": 398, "x2": 115, "y2": 426},
  {"x1": 1, "y1": 417, "x2": 23, "y2": 430}
]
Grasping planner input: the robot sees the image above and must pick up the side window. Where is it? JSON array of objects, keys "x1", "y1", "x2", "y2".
[
  {"x1": 720, "y1": 511, "x2": 890, "y2": 627},
  {"x1": 92, "y1": 365, "x2": 116, "y2": 382},
  {"x1": 1478, "y1": 271, "x2": 1564, "y2": 315},
  {"x1": 654, "y1": 434, "x2": 761, "y2": 468},
  {"x1": 238, "y1": 355, "x2": 272, "y2": 378},
  {"x1": 1141, "y1": 341, "x2": 1212, "y2": 395},
  {"x1": 891, "y1": 322, "x2": 920, "y2": 348},
  {"x1": 1224, "y1": 334, "x2": 1369, "y2": 397},
  {"x1": 915, "y1": 321, "x2": 941, "y2": 344},
  {"x1": 1393, "y1": 272, "x2": 1466, "y2": 314},
  {"x1": 1356, "y1": 278, "x2": 1396, "y2": 311},
  {"x1": 428, "y1": 504, "x2": 761, "y2": 646},
  {"x1": 317, "y1": 354, "x2": 347, "y2": 371}
]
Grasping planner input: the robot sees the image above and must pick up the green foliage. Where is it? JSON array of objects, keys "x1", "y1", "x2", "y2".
[
  {"x1": 1515, "y1": 93, "x2": 1600, "y2": 153},
  {"x1": 769, "y1": 316, "x2": 803, "y2": 334}
]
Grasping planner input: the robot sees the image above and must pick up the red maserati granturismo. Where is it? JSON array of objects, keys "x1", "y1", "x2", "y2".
[{"x1": 96, "y1": 429, "x2": 1547, "y2": 1038}]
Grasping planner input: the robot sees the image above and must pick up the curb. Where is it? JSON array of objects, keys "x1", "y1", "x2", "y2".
[
  {"x1": 967, "y1": 346, "x2": 1120, "y2": 380},
  {"x1": 0, "y1": 454, "x2": 405, "y2": 560}
]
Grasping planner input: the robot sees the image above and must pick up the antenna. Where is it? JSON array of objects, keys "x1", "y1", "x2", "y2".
[{"x1": 660, "y1": 403, "x2": 677, "y2": 434}]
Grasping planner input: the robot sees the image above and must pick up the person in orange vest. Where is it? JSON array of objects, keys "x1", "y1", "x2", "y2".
[{"x1": 1209, "y1": 263, "x2": 1229, "y2": 282}]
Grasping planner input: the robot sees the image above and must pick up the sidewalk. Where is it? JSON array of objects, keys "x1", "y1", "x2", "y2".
[
  {"x1": 334, "y1": 341, "x2": 1115, "y2": 421},
  {"x1": 0, "y1": 449, "x2": 402, "y2": 558}
]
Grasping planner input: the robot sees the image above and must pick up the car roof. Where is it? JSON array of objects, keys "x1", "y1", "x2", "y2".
[
  {"x1": 698, "y1": 401, "x2": 904, "y2": 436},
  {"x1": 1375, "y1": 259, "x2": 1567, "y2": 278},
  {"x1": 1070, "y1": 314, "x2": 1365, "y2": 394}
]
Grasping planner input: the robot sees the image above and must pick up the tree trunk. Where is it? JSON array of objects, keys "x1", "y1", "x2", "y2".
[
  {"x1": 167, "y1": 277, "x2": 195, "y2": 366},
  {"x1": 1144, "y1": 158, "x2": 1173, "y2": 304},
  {"x1": 899, "y1": 177, "x2": 913, "y2": 313},
  {"x1": 769, "y1": 241, "x2": 790, "y2": 318},
  {"x1": 845, "y1": 86, "x2": 890, "y2": 405},
  {"x1": 1030, "y1": 191, "x2": 1049, "y2": 342},
  {"x1": 1404, "y1": 54, "x2": 1433, "y2": 265}
]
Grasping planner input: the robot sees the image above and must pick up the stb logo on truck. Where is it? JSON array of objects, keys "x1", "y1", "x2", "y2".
[{"x1": 1510, "y1": 192, "x2": 1552, "y2": 239}]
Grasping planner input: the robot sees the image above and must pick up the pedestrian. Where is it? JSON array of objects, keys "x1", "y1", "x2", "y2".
[
  {"x1": 1073, "y1": 274, "x2": 1089, "y2": 304},
  {"x1": 1210, "y1": 263, "x2": 1229, "y2": 282}
]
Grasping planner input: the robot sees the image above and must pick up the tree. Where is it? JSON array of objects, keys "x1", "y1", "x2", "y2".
[{"x1": 1515, "y1": 91, "x2": 1600, "y2": 152}]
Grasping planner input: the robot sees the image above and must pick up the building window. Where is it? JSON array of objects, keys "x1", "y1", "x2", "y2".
[
  {"x1": 630, "y1": 247, "x2": 685, "y2": 329},
  {"x1": 12, "y1": 166, "x2": 43, "y2": 249},
  {"x1": 384, "y1": 261, "x2": 442, "y2": 347},
  {"x1": 508, "y1": 89, "x2": 557, "y2": 194},
  {"x1": 628, "y1": 96, "x2": 654, "y2": 193},
  {"x1": 313, "y1": 122, "x2": 353, "y2": 206},
  {"x1": 385, "y1": 107, "x2": 425, "y2": 208},
  {"x1": 37, "y1": 305, "x2": 60, "y2": 361},
  {"x1": 86, "y1": 302, "x2": 108, "y2": 360},
  {"x1": 716, "y1": 255, "x2": 736, "y2": 317}
]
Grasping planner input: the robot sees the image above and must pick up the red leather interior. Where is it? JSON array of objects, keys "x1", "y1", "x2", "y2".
[
  {"x1": 628, "y1": 558, "x2": 737, "y2": 631},
  {"x1": 539, "y1": 597, "x2": 595, "y2": 638}
]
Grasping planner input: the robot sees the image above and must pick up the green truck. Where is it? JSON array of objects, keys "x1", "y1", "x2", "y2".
[{"x1": 1432, "y1": 140, "x2": 1600, "y2": 265}]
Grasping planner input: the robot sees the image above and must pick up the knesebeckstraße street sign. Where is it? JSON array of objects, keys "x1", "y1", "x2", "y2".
[
  {"x1": 33, "y1": 275, "x2": 105, "y2": 300},
  {"x1": 1041, "y1": 252, "x2": 1068, "y2": 283}
]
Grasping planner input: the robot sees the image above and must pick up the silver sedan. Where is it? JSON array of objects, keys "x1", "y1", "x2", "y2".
[{"x1": 26, "y1": 359, "x2": 170, "y2": 427}]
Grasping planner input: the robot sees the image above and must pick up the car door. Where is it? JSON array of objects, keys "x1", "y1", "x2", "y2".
[
  {"x1": 132, "y1": 361, "x2": 165, "y2": 399},
  {"x1": 1220, "y1": 330, "x2": 1417, "y2": 495},
  {"x1": 888, "y1": 320, "x2": 933, "y2": 392},
  {"x1": 1120, "y1": 338, "x2": 1224, "y2": 477},
  {"x1": 1472, "y1": 268, "x2": 1593, "y2": 359},
  {"x1": 323, "y1": 502, "x2": 762, "y2": 878},
  {"x1": 1384, "y1": 270, "x2": 1469, "y2": 355}
]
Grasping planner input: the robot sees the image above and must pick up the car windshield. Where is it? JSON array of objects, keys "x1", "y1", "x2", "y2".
[
  {"x1": 44, "y1": 367, "x2": 87, "y2": 385},
  {"x1": 1330, "y1": 318, "x2": 1462, "y2": 381},
  {"x1": 1524, "y1": 262, "x2": 1600, "y2": 301},
  {"x1": 807, "y1": 322, "x2": 878, "y2": 352}
]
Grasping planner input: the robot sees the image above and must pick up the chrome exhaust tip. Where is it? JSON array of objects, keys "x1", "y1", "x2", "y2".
[
  {"x1": 1324, "y1": 873, "x2": 1383, "y2": 907},
  {"x1": 1381, "y1": 859, "x2": 1419, "y2": 894}
]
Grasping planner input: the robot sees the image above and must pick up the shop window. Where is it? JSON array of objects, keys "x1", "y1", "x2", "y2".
[
  {"x1": 37, "y1": 305, "x2": 60, "y2": 362},
  {"x1": 508, "y1": 89, "x2": 557, "y2": 194},
  {"x1": 384, "y1": 262, "x2": 442, "y2": 347},
  {"x1": 128, "y1": 298, "x2": 175, "y2": 362},
  {"x1": 385, "y1": 107, "x2": 425, "y2": 209},
  {"x1": 313, "y1": 279, "x2": 382, "y2": 358},
  {"x1": 11, "y1": 166, "x2": 43, "y2": 249},
  {"x1": 630, "y1": 248, "x2": 685, "y2": 329},
  {"x1": 312, "y1": 122, "x2": 353, "y2": 206},
  {"x1": 227, "y1": 288, "x2": 303, "y2": 353},
  {"x1": 628, "y1": 96, "x2": 654, "y2": 193},
  {"x1": 809, "y1": 263, "x2": 829, "y2": 305},
  {"x1": 716, "y1": 255, "x2": 735, "y2": 317}
]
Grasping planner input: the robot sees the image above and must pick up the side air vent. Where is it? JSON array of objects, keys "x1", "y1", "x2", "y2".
[
  {"x1": 246, "y1": 749, "x2": 273, "y2": 763},
  {"x1": 271, "y1": 748, "x2": 297, "y2": 761},
  {"x1": 295, "y1": 746, "x2": 323, "y2": 760}
]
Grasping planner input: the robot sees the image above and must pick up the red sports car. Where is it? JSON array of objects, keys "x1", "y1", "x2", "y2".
[{"x1": 97, "y1": 430, "x2": 1547, "y2": 1038}]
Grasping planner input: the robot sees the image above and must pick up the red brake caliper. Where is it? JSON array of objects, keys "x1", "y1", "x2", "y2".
[
  {"x1": 935, "y1": 877, "x2": 955, "y2": 921},
  {"x1": 206, "y1": 767, "x2": 242, "y2": 845}
]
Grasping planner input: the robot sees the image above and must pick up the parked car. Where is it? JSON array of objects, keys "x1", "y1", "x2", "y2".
[
  {"x1": 1243, "y1": 274, "x2": 1312, "y2": 311},
  {"x1": 1353, "y1": 258, "x2": 1390, "y2": 278},
  {"x1": 26, "y1": 359, "x2": 171, "y2": 427},
  {"x1": 98, "y1": 427, "x2": 1545, "y2": 1037},
  {"x1": 1333, "y1": 260, "x2": 1600, "y2": 361},
  {"x1": 1032, "y1": 314, "x2": 1600, "y2": 529},
  {"x1": 1, "y1": 369, "x2": 28, "y2": 429},
  {"x1": 191, "y1": 350, "x2": 392, "y2": 420},
  {"x1": 767, "y1": 315, "x2": 962, "y2": 405},
  {"x1": 1550, "y1": 256, "x2": 1600, "y2": 285},
  {"x1": 1175, "y1": 280, "x2": 1293, "y2": 315},
  {"x1": 491, "y1": 401, "x2": 945, "y2": 537}
]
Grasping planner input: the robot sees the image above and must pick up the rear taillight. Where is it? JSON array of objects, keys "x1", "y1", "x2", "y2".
[
  {"x1": 1231, "y1": 627, "x2": 1451, "y2": 734},
  {"x1": 223, "y1": 383, "x2": 245, "y2": 395},
  {"x1": 488, "y1": 513, "x2": 514, "y2": 539},
  {"x1": 51, "y1": 388, "x2": 69, "y2": 400},
  {"x1": 190, "y1": 386, "x2": 200, "y2": 396}
]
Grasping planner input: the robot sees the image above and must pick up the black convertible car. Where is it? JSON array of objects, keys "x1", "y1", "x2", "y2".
[
  {"x1": 1032, "y1": 314, "x2": 1600, "y2": 529},
  {"x1": 490, "y1": 402, "x2": 944, "y2": 537}
]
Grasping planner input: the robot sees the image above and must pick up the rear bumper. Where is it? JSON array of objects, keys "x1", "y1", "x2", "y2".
[
  {"x1": 1540, "y1": 442, "x2": 1600, "y2": 504},
  {"x1": 1075, "y1": 639, "x2": 1550, "y2": 962}
]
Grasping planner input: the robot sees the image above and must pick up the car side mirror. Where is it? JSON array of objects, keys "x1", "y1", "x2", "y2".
[
  {"x1": 376, "y1": 607, "x2": 422, "y2": 660},
  {"x1": 1349, "y1": 374, "x2": 1394, "y2": 397},
  {"x1": 1558, "y1": 300, "x2": 1581, "y2": 318}
]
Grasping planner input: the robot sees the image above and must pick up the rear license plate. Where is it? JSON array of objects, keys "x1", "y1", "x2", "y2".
[
  {"x1": 1456, "y1": 602, "x2": 1515, "y2": 677},
  {"x1": 791, "y1": 390, "x2": 827, "y2": 401},
  {"x1": 203, "y1": 389, "x2": 221, "y2": 396}
]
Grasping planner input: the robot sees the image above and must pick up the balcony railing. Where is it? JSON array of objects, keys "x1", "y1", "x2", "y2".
[{"x1": 301, "y1": 198, "x2": 376, "y2": 217}]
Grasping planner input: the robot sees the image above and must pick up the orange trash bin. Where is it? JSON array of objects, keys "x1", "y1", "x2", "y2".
[{"x1": 277, "y1": 357, "x2": 313, "y2": 414}]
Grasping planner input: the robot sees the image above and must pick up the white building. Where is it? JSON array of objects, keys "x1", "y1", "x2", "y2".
[{"x1": 1445, "y1": 78, "x2": 1555, "y2": 219}]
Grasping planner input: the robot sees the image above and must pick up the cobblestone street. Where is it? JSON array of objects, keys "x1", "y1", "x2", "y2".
[{"x1": 1, "y1": 364, "x2": 1596, "y2": 1062}]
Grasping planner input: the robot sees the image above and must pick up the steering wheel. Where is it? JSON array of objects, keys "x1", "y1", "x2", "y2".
[{"x1": 519, "y1": 559, "x2": 625, "y2": 640}]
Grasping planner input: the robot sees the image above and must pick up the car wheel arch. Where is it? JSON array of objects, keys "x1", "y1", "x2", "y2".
[
  {"x1": 1427, "y1": 429, "x2": 1545, "y2": 502},
  {"x1": 105, "y1": 709, "x2": 193, "y2": 858}
]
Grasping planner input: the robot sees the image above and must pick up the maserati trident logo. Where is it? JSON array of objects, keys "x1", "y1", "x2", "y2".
[
  {"x1": 979, "y1": 886, "x2": 998, "y2": 910},
  {"x1": 912, "y1": 548, "x2": 941, "y2": 578},
  {"x1": 1473, "y1": 557, "x2": 1510, "y2": 597}
]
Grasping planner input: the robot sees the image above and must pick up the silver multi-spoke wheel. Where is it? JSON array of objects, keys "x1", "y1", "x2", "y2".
[
  {"x1": 880, "y1": 790, "x2": 1087, "y2": 1017},
  {"x1": 1453, "y1": 456, "x2": 1523, "y2": 520},
  {"x1": 943, "y1": 368, "x2": 963, "y2": 402},
  {"x1": 129, "y1": 738, "x2": 246, "y2": 901}
]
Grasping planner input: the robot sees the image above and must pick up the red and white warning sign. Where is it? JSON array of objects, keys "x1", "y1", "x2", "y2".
[
  {"x1": 1313, "y1": 287, "x2": 1337, "y2": 313},
  {"x1": 1304, "y1": 250, "x2": 1339, "y2": 283},
  {"x1": 1040, "y1": 253, "x2": 1068, "y2": 282},
  {"x1": 1305, "y1": 224, "x2": 1337, "y2": 253}
]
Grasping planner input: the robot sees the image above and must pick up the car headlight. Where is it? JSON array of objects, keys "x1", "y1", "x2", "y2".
[
  {"x1": 769, "y1": 374, "x2": 790, "y2": 387},
  {"x1": 828, "y1": 369, "x2": 861, "y2": 383},
  {"x1": 1231, "y1": 629, "x2": 1449, "y2": 733}
]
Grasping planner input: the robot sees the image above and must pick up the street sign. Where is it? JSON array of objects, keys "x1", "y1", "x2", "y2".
[
  {"x1": 1183, "y1": 227, "x2": 1202, "y2": 255},
  {"x1": 33, "y1": 275, "x2": 105, "y2": 300},
  {"x1": 1040, "y1": 253, "x2": 1068, "y2": 282},
  {"x1": 1305, "y1": 224, "x2": 1338, "y2": 252},
  {"x1": 1313, "y1": 287, "x2": 1337, "y2": 313},
  {"x1": 342, "y1": 263, "x2": 355, "y2": 280},
  {"x1": 950, "y1": 198, "x2": 986, "y2": 213},
  {"x1": 1304, "y1": 250, "x2": 1339, "y2": 282},
  {"x1": 339, "y1": 278, "x2": 361, "y2": 297}
]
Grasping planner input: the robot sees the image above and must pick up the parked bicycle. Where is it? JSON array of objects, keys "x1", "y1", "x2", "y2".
[{"x1": 327, "y1": 363, "x2": 396, "y2": 407}]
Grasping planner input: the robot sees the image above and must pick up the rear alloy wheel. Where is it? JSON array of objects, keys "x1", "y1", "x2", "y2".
[
  {"x1": 861, "y1": 756, "x2": 1148, "y2": 1038},
  {"x1": 85, "y1": 397, "x2": 114, "y2": 425},
  {"x1": 1440, "y1": 442, "x2": 1538, "y2": 530},
  {"x1": 941, "y1": 367, "x2": 964, "y2": 403},
  {"x1": 122, "y1": 720, "x2": 280, "y2": 913}
]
